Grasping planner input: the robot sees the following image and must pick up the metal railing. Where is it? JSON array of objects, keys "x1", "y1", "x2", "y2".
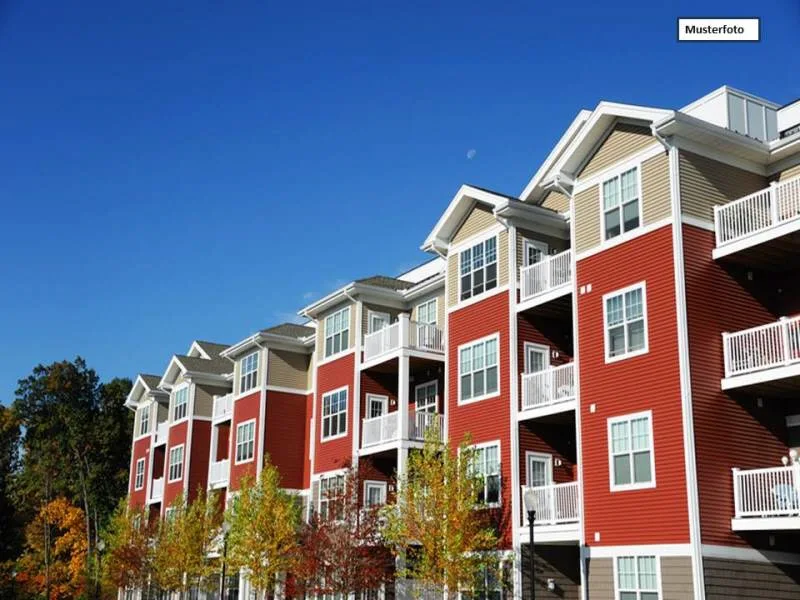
[
  {"x1": 714, "y1": 175, "x2": 800, "y2": 248},
  {"x1": 521, "y1": 363, "x2": 575, "y2": 411},
  {"x1": 212, "y1": 394, "x2": 233, "y2": 421},
  {"x1": 722, "y1": 316, "x2": 800, "y2": 378},
  {"x1": 153, "y1": 422, "x2": 168, "y2": 445},
  {"x1": 209, "y1": 459, "x2": 230, "y2": 486},
  {"x1": 521, "y1": 481, "x2": 580, "y2": 526},
  {"x1": 410, "y1": 412, "x2": 444, "y2": 442},
  {"x1": 363, "y1": 317, "x2": 444, "y2": 362},
  {"x1": 732, "y1": 465, "x2": 800, "y2": 519},
  {"x1": 519, "y1": 249, "x2": 572, "y2": 303},
  {"x1": 361, "y1": 412, "x2": 400, "y2": 447},
  {"x1": 150, "y1": 477, "x2": 164, "y2": 501}
]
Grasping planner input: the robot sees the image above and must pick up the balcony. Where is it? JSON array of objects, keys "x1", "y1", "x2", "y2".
[
  {"x1": 362, "y1": 316, "x2": 444, "y2": 366},
  {"x1": 731, "y1": 464, "x2": 800, "y2": 531},
  {"x1": 150, "y1": 477, "x2": 164, "y2": 503},
  {"x1": 520, "y1": 481, "x2": 580, "y2": 542},
  {"x1": 209, "y1": 459, "x2": 230, "y2": 489},
  {"x1": 518, "y1": 249, "x2": 572, "y2": 310},
  {"x1": 520, "y1": 364, "x2": 576, "y2": 418},
  {"x1": 722, "y1": 316, "x2": 800, "y2": 392},
  {"x1": 213, "y1": 394, "x2": 233, "y2": 422},
  {"x1": 153, "y1": 422, "x2": 168, "y2": 446},
  {"x1": 360, "y1": 411, "x2": 444, "y2": 450},
  {"x1": 713, "y1": 175, "x2": 800, "y2": 264}
]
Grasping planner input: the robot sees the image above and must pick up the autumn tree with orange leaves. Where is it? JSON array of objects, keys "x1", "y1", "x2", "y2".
[{"x1": 102, "y1": 500, "x2": 154, "y2": 593}]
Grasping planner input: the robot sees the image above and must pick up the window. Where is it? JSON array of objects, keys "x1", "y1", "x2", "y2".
[
  {"x1": 322, "y1": 388, "x2": 348, "y2": 440},
  {"x1": 239, "y1": 352, "x2": 259, "y2": 394},
  {"x1": 368, "y1": 310, "x2": 390, "y2": 334},
  {"x1": 459, "y1": 236, "x2": 498, "y2": 301},
  {"x1": 134, "y1": 458, "x2": 145, "y2": 490},
  {"x1": 165, "y1": 506, "x2": 177, "y2": 522},
  {"x1": 318, "y1": 474, "x2": 344, "y2": 520},
  {"x1": 324, "y1": 307, "x2": 350, "y2": 357},
  {"x1": 609, "y1": 412, "x2": 655, "y2": 490},
  {"x1": 471, "y1": 443, "x2": 501, "y2": 505},
  {"x1": 604, "y1": 284, "x2": 647, "y2": 361},
  {"x1": 139, "y1": 406, "x2": 150, "y2": 436},
  {"x1": 366, "y1": 394, "x2": 388, "y2": 419},
  {"x1": 364, "y1": 481, "x2": 387, "y2": 507},
  {"x1": 603, "y1": 167, "x2": 640, "y2": 240},
  {"x1": 416, "y1": 298, "x2": 437, "y2": 325},
  {"x1": 415, "y1": 380, "x2": 438, "y2": 413},
  {"x1": 461, "y1": 563, "x2": 502, "y2": 600},
  {"x1": 522, "y1": 238, "x2": 548, "y2": 267},
  {"x1": 459, "y1": 335, "x2": 499, "y2": 402},
  {"x1": 616, "y1": 556, "x2": 660, "y2": 600},
  {"x1": 235, "y1": 419, "x2": 256, "y2": 463},
  {"x1": 173, "y1": 387, "x2": 189, "y2": 421},
  {"x1": 168, "y1": 444, "x2": 184, "y2": 482}
]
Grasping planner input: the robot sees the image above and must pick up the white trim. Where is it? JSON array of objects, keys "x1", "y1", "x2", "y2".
[
  {"x1": 415, "y1": 297, "x2": 438, "y2": 326},
  {"x1": 456, "y1": 332, "x2": 502, "y2": 406},
  {"x1": 315, "y1": 348, "x2": 357, "y2": 368},
  {"x1": 323, "y1": 305, "x2": 352, "y2": 360},
  {"x1": 721, "y1": 362, "x2": 800, "y2": 391},
  {"x1": 367, "y1": 310, "x2": 391, "y2": 334},
  {"x1": 167, "y1": 443, "x2": 185, "y2": 483},
  {"x1": 447, "y1": 284, "x2": 510, "y2": 315},
  {"x1": 170, "y1": 382, "x2": 190, "y2": 422},
  {"x1": 599, "y1": 163, "x2": 643, "y2": 244},
  {"x1": 701, "y1": 544, "x2": 800, "y2": 566},
  {"x1": 576, "y1": 217, "x2": 673, "y2": 262},
  {"x1": 456, "y1": 233, "x2": 501, "y2": 305},
  {"x1": 134, "y1": 457, "x2": 146, "y2": 491},
  {"x1": 238, "y1": 350, "x2": 260, "y2": 396},
  {"x1": 352, "y1": 301, "x2": 363, "y2": 458},
  {"x1": 363, "y1": 480, "x2": 388, "y2": 507},
  {"x1": 524, "y1": 451, "x2": 553, "y2": 487},
  {"x1": 712, "y1": 216, "x2": 800, "y2": 261},
  {"x1": 320, "y1": 385, "x2": 349, "y2": 442},
  {"x1": 523, "y1": 342, "x2": 550, "y2": 374},
  {"x1": 607, "y1": 410, "x2": 656, "y2": 492},
  {"x1": 731, "y1": 516, "x2": 800, "y2": 531},
  {"x1": 256, "y1": 347, "x2": 268, "y2": 477},
  {"x1": 446, "y1": 222, "x2": 505, "y2": 255},
  {"x1": 670, "y1": 136, "x2": 766, "y2": 177},
  {"x1": 468, "y1": 439, "x2": 502, "y2": 508},
  {"x1": 234, "y1": 418, "x2": 257, "y2": 465},
  {"x1": 587, "y1": 544, "x2": 692, "y2": 558},
  {"x1": 602, "y1": 282, "x2": 649, "y2": 364},
  {"x1": 265, "y1": 385, "x2": 312, "y2": 395},
  {"x1": 183, "y1": 383, "x2": 196, "y2": 497},
  {"x1": 413, "y1": 380, "x2": 438, "y2": 412},
  {"x1": 681, "y1": 214, "x2": 715, "y2": 232},
  {"x1": 521, "y1": 238, "x2": 549, "y2": 267},
  {"x1": 573, "y1": 142, "x2": 664, "y2": 194},
  {"x1": 365, "y1": 393, "x2": 389, "y2": 419},
  {"x1": 612, "y1": 554, "x2": 663, "y2": 600}
]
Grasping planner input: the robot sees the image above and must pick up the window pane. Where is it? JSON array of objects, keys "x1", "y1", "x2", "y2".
[
  {"x1": 461, "y1": 275, "x2": 472, "y2": 300},
  {"x1": 638, "y1": 556, "x2": 657, "y2": 590},
  {"x1": 633, "y1": 451, "x2": 652, "y2": 483},
  {"x1": 728, "y1": 94, "x2": 746, "y2": 134},
  {"x1": 472, "y1": 243, "x2": 484, "y2": 269},
  {"x1": 608, "y1": 326, "x2": 625, "y2": 357},
  {"x1": 485, "y1": 263, "x2": 497, "y2": 290},
  {"x1": 485, "y1": 339, "x2": 497, "y2": 366},
  {"x1": 627, "y1": 320, "x2": 645, "y2": 352},
  {"x1": 486, "y1": 475, "x2": 500, "y2": 503},
  {"x1": 460, "y1": 348, "x2": 472, "y2": 372},
  {"x1": 605, "y1": 209, "x2": 621, "y2": 239},
  {"x1": 622, "y1": 200, "x2": 639, "y2": 232},
  {"x1": 746, "y1": 99, "x2": 765, "y2": 141},
  {"x1": 603, "y1": 177, "x2": 620, "y2": 210},
  {"x1": 461, "y1": 374, "x2": 472, "y2": 400},
  {"x1": 614, "y1": 455, "x2": 632, "y2": 485},
  {"x1": 606, "y1": 295, "x2": 623, "y2": 326},
  {"x1": 625, "y1": 289, "x2": 643, "y2": 319},
  {"x1": 611, "y1": 421, "x2": 630, "y2": 452},
  {"x1": 619, "y1": 593, "x2": 637, "y2": 600},
  {"x1": 620, "y1": 168, "x2": 638, "y2": 202},
  {"x1": 631, "y1": 417, "x2": 650, "y2": 450},
  {"x1": 473, "y1": 342, "x2": 485, "y2": 370},
  {"x1": 472, "y1": 268, "x2": 484, "y2": 295},
  {"x1": 473, "y1": 371, "x2": 485, "y2": 397},
  {"x1": 460, "y1": 249, "x2": 471, "y2": 274},
  {"x1": 485, "y1": 237, "x2": 496, "y2": 263},
  {"x1": 617, "y1": 557, "x2": 636, "y2": 587},
  {"x1": 485, "y1": 366, "x2": 498, "y2": 394}
]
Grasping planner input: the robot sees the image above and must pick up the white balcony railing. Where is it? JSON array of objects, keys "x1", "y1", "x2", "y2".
[
  {"x1": 733, "y1": 465, "x2": 800, "y2": 519},
  {"x1": 363, "y1": 316, "x2": 444, "y2": 362},
  {"x1": 153, "y1": 422, "x2": 168, "y2": 445},
  {"x1": 410, "y1": 412, "x2": 444, "y2": 442},
  {"x1": 361, "y1": 412, "x2": 400, "y2": 447},
  {"x1": 722, "y1": 316, "x2": 800, "y2": 378},
  {"x1": 519, "y1": 249, "x2": 572, "y2": 303},
  {"x1": 213, "y1": 394, "x2": 233, "y2": 421},
  {"x1": 209, "y1": 459, "x2": 230, "y2": 487},
  {"x1": 150, "y1": 477, "x2": 164, "y2": 502},
  {"x1": 521, "y1": 481, "x2": 580, "y2": 526},
  {"x1": 714, "y1": 176, "x2": 800, "y2": 248},
  {"x1": 521, "y1": 363, "x2": 575, "y2": 411}
]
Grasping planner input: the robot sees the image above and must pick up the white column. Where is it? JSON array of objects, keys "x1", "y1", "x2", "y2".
[{"x1": 398, "y1": 313, "x2": 411, "y2": 442}]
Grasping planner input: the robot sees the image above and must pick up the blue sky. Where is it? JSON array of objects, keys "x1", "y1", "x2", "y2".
[{"x1": 0, "y1": 1, "x2": 798, "y2": 402}]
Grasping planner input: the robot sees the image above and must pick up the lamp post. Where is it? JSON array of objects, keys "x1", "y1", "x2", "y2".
[
  {"x1": 219, "y1": 521, "x2": 231, "y2": 600},
  {"x1": 96, "y1": 539, "x2": 106, "y2": 600},
  {"x1": 523, "y1": 489, "x2": 536, "y2": 600}
]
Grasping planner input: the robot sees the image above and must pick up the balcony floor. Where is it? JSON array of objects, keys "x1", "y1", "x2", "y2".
[
  {"x1": 722, "y1": 363, "x2": 800, "y2": 395},
  {"x1": 518, "y1": 399, "x2": 576, "y2": 421},
  {"x1": 517, "y1": 286, "x2": 572, "y2": 317},
  {"x1": 518, "y1": 523, "x2": 580, "y2": 544},
  {"x1": 732, "y1": 516, "x2": 800, "y2": 532},
  {"x1": 714, "y1": 222, "x2": 800, "y2": 270}
]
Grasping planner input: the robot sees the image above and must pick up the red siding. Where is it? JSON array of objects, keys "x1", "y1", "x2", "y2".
[
  {"x1": 315, "y1": 352, "x2": 356, "y2": 473},
  {"x1": 518, "y1": 421, "x2": 577, "y2": 487},
  {"x1": 304, "y1": 393, "x2": 313, "y2": 487},
  {"x1": 683, "y1": 224, "x2": 790, "y2": 548},
  {"x1": 359, "y1": 454, "x2": 396, "y2": 504},
  {"x1": 577, "y1": 226, "x2": 690, "y2": 546},
  {"x1": 129, "y1": 436, "x2": 151, "y2": 508},
  {"x1": 361, "y1": 369, "x2": 398, "y2": 418},
  {"x1": 188, "y1": 421, "x2": 211, "y2": 503},
  {"x1": 448, "y1": 291, "x2": 512, "y2": 547},
  {"x1": 215, "y1": 423, "x2": 230, "y2": 461},
  {"x1": 265, "y1": 390, "x2": 308, "y2": 489},
  {"x1": 164, "y1": 420, "x2": 189, "y2": 509},
  {"x1": 229, "y1": 391, "x2": 260, "y2": 490},
  {"x1": 518, "y1": 313, "x2": 573, "y2": 410}
]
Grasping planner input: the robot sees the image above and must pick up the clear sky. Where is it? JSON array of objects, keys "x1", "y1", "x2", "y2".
[{"x1": 0, "y1": 1, "x2": 798, "y2": 402}]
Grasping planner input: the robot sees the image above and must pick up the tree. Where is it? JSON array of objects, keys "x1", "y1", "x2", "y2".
[
  {"x1": 102, "y1": 500, "x2": 154, "y2": 593},
  {"x1": 17, "y1": 497, "x2": 89, "y2": 599},
  {"x1": 225, "y1": 459, "x2": 301, "y2": 600},
  {"x1": 381, "y1": 426, "x2": 499, "y2": 599},
  {"x1": 152, "y1": 491, "x2": 222, "y2": 599},
  {"x1": 295, "y1": 466, "x2": 393, "y2": 600},
  {"x1": 0, "y1": 405, "x2": 21, "y2": 562}
]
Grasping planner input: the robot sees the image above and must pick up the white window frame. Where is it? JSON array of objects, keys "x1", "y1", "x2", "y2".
[
  {"x1": 416, "y1": 298, "x2": 438, "y2": 326},
  {"x1": 367, "y1": 310, "x2": 390, "y2": 334},
  {"x1": 321, "y1": 386, "x2": 348, "y2": 442},
  {"x1": 134, "y1": 458, "x2": 145, "y2": 490},
  {"x1": 239, "y1": 352, "x2": 259, "y2": 394},
  {"x1": 235, "y1": 418, "x2": 256, "y2": 464},
  {"x1": 366, "y1": 393, "x2": 389, "y2": 419},
  {"x1": 525, "y1": 451, "x2": 553, "y2": 488},
  {"x1": 458, "y1": 333, "x2": 501, "y2": 405},
  {"x1": 172, "y1": 385, "x2": 189, "y2": 422},
  {"x1": 522, "y1": 238, "x2": 549, "y2": 267},
  {"x1": 138, "y1": 405, "x2": 150, "y2": 436},
  {"x1": 414, "y1": 380, "x2": 438, "y2": 413},
  {"x1": 363, "y1": 480, "x2": 388, "y2": 507},
  {"x1": 523, "y1": 342, "x2": 551, "y2": 374},
  {"x1": 317, "y1": 472, "x2": 345, "y2": 520},
  {"x1": 613, "y1": 554, "x2": 662, "y2": 600},
  {"x1": 468, "y1": 440, "x2": 502, "y2": 507},
  {"x1": 603, "y1": 282, "x2": 649, "y2": 364},
  {"x1": 601, "y1": 164, "x2": 642, "y2": 242},
  {"x1": 168, "y1": 444, "x2": 184, "y2": 483},
  {"x1": 608, "y1": 410, "x2": 656, "y2": 492},
  {"x1": 459, "y1": 234, "x2": 499, "y2": 302},
  {"x1": 324, "y1": 306, "x2": 351, "y2": 358}
]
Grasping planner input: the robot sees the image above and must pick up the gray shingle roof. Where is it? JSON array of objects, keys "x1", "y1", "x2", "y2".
[
  {"x1": 355, "y1": 275, "x2": 411, "y2": 291},
  {"x1": 261, "y1": 323, "x2": 315, "y2": 339},
  {"x1": 176, "y1": 354, "x2": 231, "y2": 376},
  {"x1": 194, "y1": 341, "x2": 230, "y2": 359},
  {"x1": 140, "y1": 374, "x2": 162, "y2": 390}
]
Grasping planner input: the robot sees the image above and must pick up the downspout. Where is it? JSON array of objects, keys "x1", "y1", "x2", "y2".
[
  {"x1": 343, "y1": 287, "x2": 361, "y2": 465},
  {"x1": 256, "y1": 339, "x2": 268, "y2": 478}
]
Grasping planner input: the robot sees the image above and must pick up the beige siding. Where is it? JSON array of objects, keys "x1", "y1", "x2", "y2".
[
  {"x1": 194, "y1": 384, "x2": 229, "y2": 417},
  {"x1": 541, "y1": 190, "x2": 569, "y2": 213},
  {"x1": 452, "y1": 202, "x2": 496, "y2": 245},
  {"x1": 704, "y1": 557, "x2": 800, "y2": 599},
  {"x1": 447, "y1": 255, "x2": 459, "y2": 307},
  {"x1": 641, "y1": 151, "x2": 672, "y2": 224},
  {"x1": 516, "y1": 229, "x2": 570, "y2": 269},
  {"x1": 267, "y1": 349, "x2": 310, "y2": 390},
  {"x1": 306, "y1": 352, "x2": 315, "y2": 389},
  {"x1": 586, "y1": 558, "x2": 614, "y2": 600},
  {"x1": 362, "y1": 303, "x2": 402, "y2": 336},
  {"x1": 133, "y1": 409, "x2": 141, "y2": 436},
  {"x1": 410, "y1": 289, "x2": 445, "y2": 326},
  {"x1": 156, "y1": 402, "x2": 168, "y2": 422},
  {"x1": 661, "y1": 556, "x2": 694, "y2": 600},
  {"x1": 446, "y1": 229, "x2": 508, "y2": 308},
  {"x1": 679, "y1": 151, "x2": 768, "y2": 222},
  {"x1": 775, "y1": 161, "x2": 800, "y2": 182},
  {"x1": 316, "y1": 301, "x2": 356, "y2": 358},
  {"x1": 579, "y1": 122, "x2": 655, "y2": 178},
  {"x1": 574, "y1": 185, "x2": 601, "y2": 255}
]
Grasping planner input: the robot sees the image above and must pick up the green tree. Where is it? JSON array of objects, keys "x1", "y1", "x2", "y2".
[
  {"x1": 225, "y1": 459, "x2": 301, "y2": 600},
  {"x1": 102, "y1": 500, "x2": 154, "y2": 594},
  {"x1": 0, "y1": 404, "x2": 22, "y2": 598}
]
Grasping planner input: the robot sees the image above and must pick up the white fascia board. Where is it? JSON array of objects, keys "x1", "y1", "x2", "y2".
[
  {"x1": 402, "y1": 272, "x2": 445, "y2": 301},
  {"x1": 298, "y1": 283, "x2": 357, "y2": 318},
  {"x1": 219, "y1": 333, "x2": 260, "y2": 360},
  {"x1": 187, "y1": 341, "x2": 210, "y2": 359},
  {"x1": 493, "y1": 199, "x2": 570, "y2": 237},
  {"x1": 158, "y1": 356, "x2": 185, "y2": 389},
  {"x1": 731, "y1": 516, "x2": 800, "y2": 532},
  {"x1": 125, "y1": 376, "x2": 147, "y2": 408}
]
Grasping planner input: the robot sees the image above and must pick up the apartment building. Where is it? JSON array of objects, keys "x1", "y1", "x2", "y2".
[{"x1": 125, "y1": 85, "x2": 800, "y2": 600}]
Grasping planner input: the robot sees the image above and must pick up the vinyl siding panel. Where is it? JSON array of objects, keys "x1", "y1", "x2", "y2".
[
  {"x1": 265, "y1": 390, "x2": 308, "y2": 489},
  {"x1": 577, "y1": 226, "x2": 690, "y2": 546},
  {"x1": 316, "y1": 301, "x2": 357, "y2": 359},
  {"x1": 128, "y1": 436, "x2": 151, "y2": 508},
  {"x1": 516, "y1": 229, "x2": 570, "y2": 271},
  {"x1": 314, "y1": 352, "x2": 356, "y2": 473},
  {"x1": 579, "y1": 123, "x2": 654, "y2": 178},
  {"x1": 521, "y1": 545, "x2": 580, "y2": 600},
  {"x1": 517, "y1": 312, "x2": 573, "y2": 411},
  {"x1": 704, "y1": 557, "x2": 800, "y2": 599},
  {"x1": 661, "y1": 556, "x2": 694, "y2": 600},
  {"x1": 452, "y1": 202, "x2": 496, "y2": 245},
  {"x1": 446, "y1": 230, "x2": 508, "y2": 308},
  {"x1": 540, "y1": 190, "x2": 570, "y2": 213},
  {"x1": 362, "y1": 303, "x2": 401, "y2": 335},
  {"x1": 410, "y1": 289, "x2": 445, "y2": 327},
  {"x1": 775, "y1": 161, "x2": 800, "y2": 182},
  {"x1": 586, "y1": 558, "x2": 614, "y2": 600},
  {"x1": 682, "y1": 224, "x2": 789, "y2": 548},
  {"x1": 229, "y1": 391, "x2": 260, "y2": 490},
  {"x1": 641, "y1": 151, "x2": 671, "y2": 224},
  {"x1": 574, "y1": 186, "x2": 600, "y2": 255},
  {"x1": 679, "y1": 151, "x2": 768, "y2": 222},
  {"x1": 187, "y1": 420, "x2": 210, "y2": 504},
  {"x1": 163, "y1": 420, "x2": 189, "y2": 510},
  {"x1": 267, "y1": 349, "x2": 309, "y2": 390},
  {"x1": 195, "y1": 384, "x2": 228, "y2": 418}
]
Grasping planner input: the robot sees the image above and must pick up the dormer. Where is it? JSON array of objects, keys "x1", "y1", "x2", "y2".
[{"x1": 125, "y1": 374, "x2": 169, "y2": 440}]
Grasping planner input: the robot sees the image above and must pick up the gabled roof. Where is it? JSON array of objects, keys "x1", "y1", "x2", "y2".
[
  {"x1": 261, "y1": 323, "x2": 316, "y2": 339},
  {"x1": 140, "y1": 374, "x2": 162, "y2": 391},
  {"x1": 159, "y1": 340, "x2": 233, "y2": 388},
  {"x1": 355, "y1": 276, "x2": 411, "y2": 291},
  {"x1": 193, "y1": 341, "x2": 229, "y2": 359},
  {"x1": 125, "y1": 373, "x2": 168, "y2": 409},
  {"x1": 175, "y1": 354, "x2": 230, "y2": 376}
]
